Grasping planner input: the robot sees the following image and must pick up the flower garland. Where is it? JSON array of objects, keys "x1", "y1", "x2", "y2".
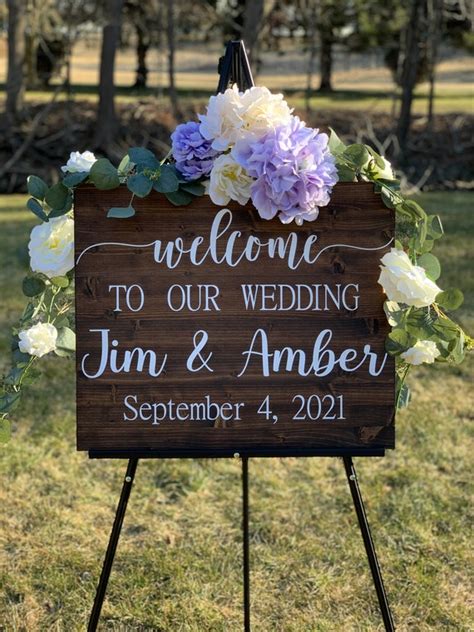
[{"x1": 0, "y1": 86, "x2": 471, "y2": 441}]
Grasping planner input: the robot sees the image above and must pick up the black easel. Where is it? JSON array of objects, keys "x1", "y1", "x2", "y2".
[{"x1": 87, "y1": 41, "x2": 395, "y2": 632}]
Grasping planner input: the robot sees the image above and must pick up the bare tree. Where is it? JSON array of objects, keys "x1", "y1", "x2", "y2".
[
  {"x1": 396, "y1": 0, "x2": 426, "y2": 151},
  {"x1": 242, "y1": 0, "x2": 265, "y2": 73},
  {"x1": 6, "y1": 0, "x2": 26, "y2": 122},
  {"x1": 95, "y1": 0, "x2": 124, "y2": 150},
  {"x1": 166, "y1": 0, "x2": 180, "y2": 119}
]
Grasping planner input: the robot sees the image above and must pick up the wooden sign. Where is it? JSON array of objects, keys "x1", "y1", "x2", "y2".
[{"x1": 74, "y1": 182, "x2": 395, "y2": 457}]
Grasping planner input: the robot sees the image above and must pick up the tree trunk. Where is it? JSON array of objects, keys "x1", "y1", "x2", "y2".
[
  {"x1": 166, "y1": 0, "x2": 180, "y2": 120},
  {"x1": 94, "y1": 0, "x2": 124, "y2": 151},
  {"x1": 305, "y1": 3, "x2": 318, "y2": 113},
  {"x1": 242, "y1": 0, "x2": 264, "y2": 75},
  {"x1": 427, "y1": 0, "x2": 442, "y2": 126},
  {"x1": 134, "y1": 24, "x2": 149, "y2": 89},
  {"x1": 319, "y1": 33, "x2": 333, "y2": 92},
  {"x1": 6, "y1": 0, "x2": 26, "y2": 122},
  {"x1": 396, "y1": 0, "x2": 424, "y2": 151}
]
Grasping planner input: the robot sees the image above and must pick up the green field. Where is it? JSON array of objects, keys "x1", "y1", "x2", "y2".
[{"x1": 0, "y1": 193, "x2": 473, "y2": 631}]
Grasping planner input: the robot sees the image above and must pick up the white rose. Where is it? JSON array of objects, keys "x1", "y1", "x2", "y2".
[
  {"x1": 401, "y1": 340, "x2": 440, "y2": 365},
  {"x1": 208, "y1": 154, "x2": 253, "y2": 206},
  {"x1": 61, "y1": 150, "x2": 97, "y2": 173},
  {"x1": 18, "y1": 322, "x2": 58, "y2": 358},
  {"x1": 239, "y1": 86, "x2": 292, "y2": 141},
  {"x1": 362, "y1": 155, "x2": 394, "y2": 181},
  {"x1": 378, "y1": 248, "x2": 441, "y2": 308},
  {"x1": 199, "y1": 85, "x2": 244, "y2": 151},
  {"x1": 29, "y1": 216, "x2": 74, "y2": 278}
]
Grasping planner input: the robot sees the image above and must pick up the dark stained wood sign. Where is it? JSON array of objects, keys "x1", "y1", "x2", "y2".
[{"x1": 74, "y1": 182, "x2": 395, "y2": 457}]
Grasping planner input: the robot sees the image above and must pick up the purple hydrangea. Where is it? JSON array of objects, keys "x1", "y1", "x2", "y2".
[
  {"x1": 233, "y1": 116, "x2": 338, "y2": 224},
  {"x1": 171, "y1": 121, "x2": 218, "y2": 181}
]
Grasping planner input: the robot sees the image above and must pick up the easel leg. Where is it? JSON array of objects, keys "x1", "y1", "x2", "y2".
[
  {"x1": 242, "y1": 457, "x2": 251, "y2": 632},
  {"x1": 343, "y1": 457, "x2": 395, "y2": 632},
  {"x1": 88, "y1": 458, "x2": 139, "y2": 632}
]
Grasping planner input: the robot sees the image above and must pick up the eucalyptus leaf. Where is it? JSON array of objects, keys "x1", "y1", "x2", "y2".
[
  {"x1": 180, "y1": 181, "x2": 205, "y2": 196},
  {"x1": 0, "y1": 391, "x2": 21, "y2": 414},
  {"x1": 45, "y1": 182, "x2": 69, "y2": 209},
  {"x1": 383, "y1": 301, "x2": 406, "y2": 327},
  {"x1": 436, "y1": 288, "x2": 464, "y2": 311},
  {"x1": 62, "y1": 171, "x2": 89, "y2": 187},
  {"x1": 336, "y1": 164, "x2": 356, "y2": 182},
  {"x1": 418, "y1": 253, "x2": 441, "y2": 281},
  {"x1": 118, "y1": 154, "x2": 133, "y2": 175},
  {"x1": 165, "y1": 189, "x2": 194, "y2": 206},
  {"x1": 427, "y1": 214, "x2": 444, "y2": 239},
  {"x1": 382, "y1": 188, "x2": 397, "y2": 209},
  {"x1": 22, "y1": 276, "x2": 46, "y2": 297},
  {"x1": 27, "y1": 175, "x2": 48, "y2": 200},
  {"x1": 107, "y1": 206, "x2": 136, "y2": 219},
  {"x1": 128, "y1": 147, "x2": 160, "y2": 170},
  {"x1": 366, "y1": 147, "x2": 386, "y2": 170},
  {"x1": 386, "y1": 329, "x2": 412, "y2": 355},
  {"x1": 27, "y1": 197, "x2": 49, "y2": 222},
  {"x1": 127, "y1": 173, "x2": 153, "y2": 197},
  {"x1": 153, "y1": 164, "x2": 179, "y2": 193},
  {"x1": 89, "y1": 158, "x2": 120, "y2": 190},
  {"x1": 48, "y1": 192, "x2": 73, "y2": 218}
]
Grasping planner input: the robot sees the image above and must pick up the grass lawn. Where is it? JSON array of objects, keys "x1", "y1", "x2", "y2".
[{"x1": 0, "y1": 192, "x2": 472, "y2": 631}]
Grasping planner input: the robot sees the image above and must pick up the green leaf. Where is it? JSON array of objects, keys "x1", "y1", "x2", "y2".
[
  {"x1": 127, "y1": 173, "x2": 153, "y2": 198},
  {"x1": 51, "y1": 276, "x2": 69, "y2": 288},
  {"x1": 48, "y1": 192, "x2": 73, "y2": 218},
  {"x1": 418, "y1": 253, "x2": 441, "y2": 281},
  {"x1": 165, "y1": 189, "x2": 194, "y2": 206},
  {"x1": 448, "y1": 330, "x2": 465, "y2": 364},
  {"x1": 366, "y1": 147, "x2": 386, "y2": 170},
  {"x1": 128, "y1": 147, "x2": 160, "y2": 170},
  {"x1": 22, "y1": 276, "x2": 46, "y2": 297},
  {"x1": 382, "y1": 188, "x2": 397, "y2": 209},
  {"x1": 432, "y1": 313, "x2": 460, "y2": 341},
  {"x1": 153, "y1": 164, "x2": 179, "y2": 193},
  {"x1": 27, "y1": 197, "x2": 49, "y2": 222},
  {"x1": 397, "y1": 383, "x2": 411, "y2": 409},
  {"x1": 107, "y1": 206, "x2": 136, "y2": 219},
  {"x1": 56, "y1": 326, "x2": 76, "y2": 352},
  {"x1": 398, "y1": 199, "x2": 427, "y2": 222},
  {"x1": 4, "y1": 366, "x2": 26, "y2": 386},
  {"x1": 383, "y1": 301, "x2": 406, "y2": 327},
  {"x1": 180, "y1": 181, "x2": 205, "y2": 196},
  {"x1": 89, "y1": 158, "x2": 120, "y2": 190},
  {"x1": 328, "y1": 128, "x2": 346, "y2": 155},
  {"x1": 62, "y1": 171, "x2": 89, "y2": 187},
  {"x1": 27, "y1": 175, "x2": 48, "y2": 200},
  {"x1": 336, "y1": 164, "x2": 356, "y2": 182},
  {"x1": 385, "y1": 329, "x2": 412, "y2": 355},
  {"x1": 0, "y1": 392, "x2": 21, "y2": 414},
  {"x1": 0, "y1": 417, "x2": 12, "y2": 443},
  {"x1": 436, "y1": 288, "x2": 464, "y2": 311},
  {"x1": 343, "y1": 144, "x2": 370, "y2": 168},
  {"x1": 45, "y1": 182, "x2": 69, "y2": 209}
]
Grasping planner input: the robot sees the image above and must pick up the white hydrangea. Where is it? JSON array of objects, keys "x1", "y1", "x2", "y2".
[
  {"x1": 239, "y1": 86, "x2": 293, "y2": 142},
  {"x1": 401, "y1": 340, "x2": 440, "y2": 365},
  {"x1": 18, "y1": 322, "x2": 58, "y2": 358},
  {"x1": 207, "y1": 154, "x2": 253, "y2": 206},
  {"x1": 61, "y1": 150, "x2": 97, "y2": 174},
  {"x1": 29, "y1": 216, "x2": 74, "y2": 278},
  {"x1": 199, "y1": 85, "x2": 293, "y2": 152},
  {"x1": 378, "y1": 248, "x2": 441, "y2": 308},
  {"x1": 199, "y1": 85, "x2": 244, "y2": 151}
]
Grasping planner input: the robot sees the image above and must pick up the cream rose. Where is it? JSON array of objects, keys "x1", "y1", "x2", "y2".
[
  {"x1": 401, "y1": 340, "x2": 440, "y2": 365},
  {"x1": 29, "y1": 216, "x2": 74, "y2": 278},
  {"x1": 18, "y1": 322, "x2": 58, "y2": 358},
  {"x1": 61, "y1": 150, "x2": 97, "y2": 174},
  {"x1": 199, "y1": 85, "x2": 244, "y2": 151},
  {"x1": 378, "y1": 248, "x2": 441, "y2": 307},
  {"x1": 208, "y1": 154, "x2": 252, "y2": 206}
]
